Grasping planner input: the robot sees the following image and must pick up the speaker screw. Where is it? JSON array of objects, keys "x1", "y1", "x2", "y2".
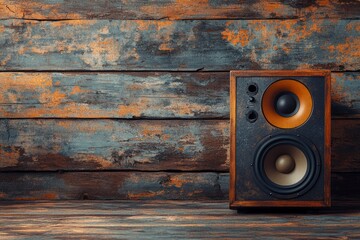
[{"x1": 269, "y1": 193, "x2": 272, "y2": 196}]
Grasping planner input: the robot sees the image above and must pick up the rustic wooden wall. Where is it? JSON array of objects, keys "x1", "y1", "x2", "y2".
[{"x1": 0, "y1": 0, "x2": 359, "y2": 205}]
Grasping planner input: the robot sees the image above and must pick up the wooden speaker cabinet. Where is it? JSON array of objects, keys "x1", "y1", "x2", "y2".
[{"x1": 230, "y1": 70, "x2": 331, "y2": 208}]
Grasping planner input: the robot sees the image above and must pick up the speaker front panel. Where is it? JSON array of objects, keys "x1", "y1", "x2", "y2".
[{"x1": 230, "y1": 70, "x2": 331, "y2": 208}]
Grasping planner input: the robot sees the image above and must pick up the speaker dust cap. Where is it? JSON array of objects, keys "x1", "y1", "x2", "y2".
[{"x1": 262, "y1": 79, "x2": 313, "y2": 129}]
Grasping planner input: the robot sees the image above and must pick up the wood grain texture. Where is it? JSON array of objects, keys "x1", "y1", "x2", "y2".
[
  {"x1": 0, "y1": 201, "x2": 359, "y2": 240},
  {"x1": 0, "y1": 119, "x2": 230, "y2": 171},
  {"x1": 1, "y1": 200, "x2": 358, "y2": 216},
  {"x1": 0, "y1": 119, "x2": 358, "y2": 172},
  {"x1": 1, "y1": 0, "x2": 359, "y2": 20},
  {"x1": 0, "y1": 72, "x2": 358, "y2": 118},
  {"x1": 0, "y1": 172, "x2": 229, "y2": 201},
  {"x1": 331, "y1": 72, "x2": 360, "y2": 117},
  {"x1": 0, "y1": 19, "x2": 359, "y2": 71},
  {"x1": 0, "y1": 72, "x2": 229, "y2": 118},
  {"x1": 332, "y1": 119, "x2": 360, "y2": 172},
  {"x1": 0, "y1": 172, "x2": 358, "y2": 204}
]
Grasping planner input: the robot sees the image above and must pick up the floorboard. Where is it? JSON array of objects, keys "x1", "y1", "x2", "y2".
[{"x1": 0, "y1": 201, "x2": 359, "y2": 239}]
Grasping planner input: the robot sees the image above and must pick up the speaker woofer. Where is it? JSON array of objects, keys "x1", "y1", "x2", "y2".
[
  {"x1": 254, "y1": 135, "x2": 320, "y2": 199},
  {"x1": 264, "y1": 145, "x2": 307, "y2": 186},
  {"x1": 262, "y1": 79, "x2": 313, "y2": 129}
]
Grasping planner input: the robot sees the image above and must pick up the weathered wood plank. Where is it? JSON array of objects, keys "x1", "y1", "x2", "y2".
[
  {"x1": 0, "y1": 119, "x2": 358, "y2": 172},
  {"x1": 0, "y1": 172, "x2": 229, "y2": 201},
  {"x1": 331, "y1": 72, "x2": 360, "y2": 117},
  {"x1": 1, "y1": 19, "x2": 359, "y2": 71},
  {"x1": 0, "y1": 217, "x2": 358, "y2": 240},
  {"x1": 0, "y1": 72, "x2": 229, "y2": 118},
  {"x1": 332, "y1": 119, "x2": 360, "y2": 172},
  {"x1": 0, "y1": 202, "x2": 359, "y2": 240},
  {"x1": 0, "y1": 119, "x2": 230, "y2": 171},
  {"x1": 0, "y1": 201, "x2": 359, "y2": 240},
  {"x1": 0, "y1": 172, "x2": 358, "y2": 204},
  {"x1": 1, "y1": 0, "x2": 359, "y2": 20},
  {"x1": 0, "y1": 200, "x2": 358, "y2": 216},
  {"x1": 0, "y1": 72, "x2": 358, "y2": 118}
]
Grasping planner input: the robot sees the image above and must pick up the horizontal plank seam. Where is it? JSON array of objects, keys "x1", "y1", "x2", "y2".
[
  {"x1": 0, "y1": 170, "x2": 230, "y2": 173},
  {"x1": 1, "y1": 17, "x2": 360, "y2": 21},
  {"x1": 0, "y1": 69, "x2": 359, "y2": 73},
  {"x1": 0, "y1": 117, "x2": 228, "y2": 121},
  {"x1": 0, "y1": 117, "x2": 357, "y2": 120},
  {"x1": 0, "y1": 170, "x2": 357, "y2": 174}
]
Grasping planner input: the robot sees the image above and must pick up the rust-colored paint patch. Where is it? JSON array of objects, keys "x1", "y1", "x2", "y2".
[
  {"x1": 222, "y1": 28, "x2": 250, "y2": 47},
  {"x1": 330, "y1": 76, "x2": 351, "y2": 107},
  {"x1": 135, "y1": 20, "x2": 173, "y2": 31},
  {"x1": 118, "y1": 99, "x2": 149, "y2": 117},
  {"x1": 51, "y1": 90, "x2": 67, "y2": 105},
  {"x1": 0, "y1": 73, "x2": 52, "y2": 103},
  {"x1": 175, "y1": 102, "x2": 210, "y2": 116},
  {"x1": 139, "y1": 0, "x2": 293, "y2": 20},
  {"x1": 128, "y1": 190, "x2": 165, "y2": 199},
  {"x1": 257, "y1": 1, "x2": 283, "y2": 15},
  {"x1": 0, "y1": 54, "x2": 11, "y2": 66},
  {"x1": 0, "y1": 73, "x2": 121, "y2": 118},
  {"x1": 57, "y1": 121, "x2": 105, "y2": 133},
  {"x1": 334, "y1": 37, "x2": 360, "y2": 63},
  {"x1": 0, "y1": 146, "x2": 22, "y2": 168},
  {"x1": 0, "y1": 192, "x2": 7, "y2": 199},
  {"x1": 14, "y1": 192, "x2": 58, "y2": 201},
  {"x1": 70, "y1": 86, "x2": 88, "y2": 95},
  {"x1": 161, "y1": 175, "x2": 187, "y2": 188},
  {"x1": 1, "y1": 1, "x2": 81, "y2": 19},
  {"x1": 74, "y1": 154, "x2": 113, "y2": 168},
  {"x1": 41, "y1": 193, "x2": 58, "y2": 200},
  {"x1": 140, "y1": 125, "x2": 170, "y2": 141},
  {"x1": 159, "y1": 43, "x2": 174, "y2": 51},
  {"x1": 51, "y1": 20, "x2": 87, "y2": 28},
  {"x1": 142, "y1": 128, "x2": 163, "y2": 138},
  {"x1": 81, "y1": 38, "x2": 121, "y2": 68},
  {"x1": 134, "y1": 21, "x2": 175, "y2": 52}
]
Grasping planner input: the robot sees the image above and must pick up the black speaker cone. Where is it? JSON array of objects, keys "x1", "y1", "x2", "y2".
[
  {"x1": 254, "y1": 135, "x2": 320, "y2": 199},
  {"x1": 275, "y1": 92, "x2": 300, "y2": 117}
]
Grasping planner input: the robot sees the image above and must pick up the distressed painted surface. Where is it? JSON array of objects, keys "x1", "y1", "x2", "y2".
[
  {"x1": 0, "y1": 172, "x2": 358, "y2": 203},
  {"x1": 331, "y1": 73, "x2": 360, "y2": 117},
  {"x1": 0, "y1": 1, "x2": 359, "y2": 205},
  {"x1": 0, "y1": 172, "x2": 229, "y2": 200},
  {"x1": 0, "y1": 202, "x2": 359, "y2": 240},
  {"x1": 0, "y1": 19, "x2": 359, "y2": 71},
  {"x1": 1, "y1": 0, "x2": 359, "y2": 20},
  {"x1": 0, "y1": 119, "x2": 357, "y2": 172},
  {"x1": 0, "y1": 72, "x2": 228, "y2": 118},
  {"x1": 1, "y1": 200, "x2": 358, "y2": 216},
  {"x1": 332, "y1": 119, "x2": 360, "y2": 172},
  {"x1": 0, "y1": 120, "x2": 230, "y2": 171},
  {"x1": 0, "y1": 72, "x2": 358, "y2": 118}
]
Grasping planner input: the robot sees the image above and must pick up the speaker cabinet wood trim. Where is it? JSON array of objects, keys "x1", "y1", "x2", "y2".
[
  {"x1": 324, "y1": 70, "x2": 331, "y2": 207},
  {"x1": 230, "y1": 70, "x2": 331, "y2": 208}
]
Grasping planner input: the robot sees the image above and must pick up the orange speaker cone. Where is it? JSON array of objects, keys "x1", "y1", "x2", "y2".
[{"x1": 262, "y1": 79, "x2": 313, "y2": 129}]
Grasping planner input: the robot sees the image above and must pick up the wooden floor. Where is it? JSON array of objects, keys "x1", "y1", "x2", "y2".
[{"x1": 0, "y1": 201, "x2": 359, "y2": 239}]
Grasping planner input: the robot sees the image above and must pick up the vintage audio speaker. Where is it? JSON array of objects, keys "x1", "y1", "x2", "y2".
[{"x1": 230, "y1": 70, "x2": 331, "y2": 208}]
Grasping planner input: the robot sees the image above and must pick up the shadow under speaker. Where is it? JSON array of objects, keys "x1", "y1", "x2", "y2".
[{"x1": 230, "y1": 70, "x2": 331, "y2": 208}]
